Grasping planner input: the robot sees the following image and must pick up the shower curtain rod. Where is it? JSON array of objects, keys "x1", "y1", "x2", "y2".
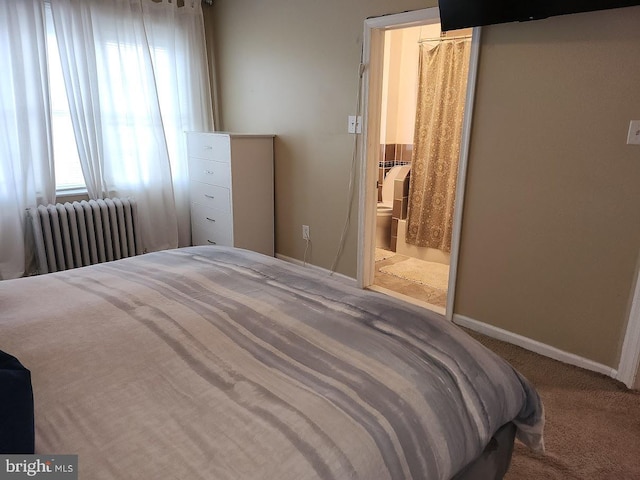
[{"x1": 418, "y1": 34, "x2": 472, "y2": 43}]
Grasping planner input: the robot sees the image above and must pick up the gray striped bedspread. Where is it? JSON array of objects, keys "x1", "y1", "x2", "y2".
[{"x1": 0, "y1": 246, "x2": 544, "y2": 479}]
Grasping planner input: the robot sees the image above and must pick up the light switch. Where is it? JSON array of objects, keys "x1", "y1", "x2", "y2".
[
  {"x1": 347, "y1": 115, "x2": 362, "y2": 134},
  {"x1": 627, "y1": 120, "x2": 640, "y2": 145}
]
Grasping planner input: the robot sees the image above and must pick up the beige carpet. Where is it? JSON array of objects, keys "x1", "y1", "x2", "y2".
[
  {"x1": 379, "y1": 256, "x2": 449, "y2": 291},
  {"x1": 466, "y1": 329, "x2": 640, "y2": 480}
]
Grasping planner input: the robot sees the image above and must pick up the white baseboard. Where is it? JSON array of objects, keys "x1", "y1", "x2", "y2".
[
  {"x1": 275, "y1": 253, "x2": 357, "y2": 288},
  {"x1": 453, "y1": 314, "x2": 618, "y2": 379}
]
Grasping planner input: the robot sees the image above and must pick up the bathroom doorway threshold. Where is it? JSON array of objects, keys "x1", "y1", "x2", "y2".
[{"x1": 367, "y1": 284, "x2": 446, "y2": 317}]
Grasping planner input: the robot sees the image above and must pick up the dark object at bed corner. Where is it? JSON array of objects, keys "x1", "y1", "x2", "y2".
[
  {"x1": 452, "y1": 422, "x2": 517, "y2": 480},
  {"x1": 0, "y1": 350, "x2": 35, "y2": 454}
]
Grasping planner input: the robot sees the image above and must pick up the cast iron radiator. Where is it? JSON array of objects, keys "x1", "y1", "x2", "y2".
[{"x1": 27, "y1": 198, "x2": 143, "y2": 274}]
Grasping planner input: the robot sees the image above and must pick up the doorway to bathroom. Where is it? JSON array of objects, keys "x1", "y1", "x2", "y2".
[{"x1": 357, "y1": 8, "x2": 480, "y2": 319}]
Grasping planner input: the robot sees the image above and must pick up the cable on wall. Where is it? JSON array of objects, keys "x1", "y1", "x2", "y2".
[{"x1": 330, "y1": 53, "x2": 366, "y2": 274}]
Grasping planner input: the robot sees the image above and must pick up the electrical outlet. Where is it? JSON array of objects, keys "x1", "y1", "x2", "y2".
[{"x1": 302, "y1": 225, "x2": 310, "y2": 240}]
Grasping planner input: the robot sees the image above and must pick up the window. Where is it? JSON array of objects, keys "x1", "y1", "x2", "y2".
[
  {"x1": 1, "y1": 0, "x2": 210, "y2": 277},
  {"x1": 43, "y1": 3, "x2": 178, "y2": 194}
]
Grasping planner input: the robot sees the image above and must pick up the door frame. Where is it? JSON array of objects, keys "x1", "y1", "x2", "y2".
[
  {"x1": 617, "y1": 265, "x2": 640, "y2": 388},
  {"x1": 356, "y1": 7, "x2": 481, "y2": 321}
]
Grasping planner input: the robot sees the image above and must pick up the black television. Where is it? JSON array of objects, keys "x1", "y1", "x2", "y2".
[{"x1": 439, "y1": 0, "x2": 640, "y2": 31}]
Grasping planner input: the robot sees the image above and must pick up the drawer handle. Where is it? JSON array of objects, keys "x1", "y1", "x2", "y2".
[
  {"x1": 204, "y1": 170, "x2": 214, "y2": 174},
  {"x1": 206, "y1": 217, "x2": 216, "y2": 222},
  {"x1": 204, "y1": 146, "x2": 213, "y2": 150},
  {"x1": 207, "y1": 240, "x2": 217, "y2": 245},
  {"x1": 204, "y1": 194, "x2": 215, "y2": 199}
]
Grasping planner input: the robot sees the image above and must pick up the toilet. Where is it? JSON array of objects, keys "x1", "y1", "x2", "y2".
[{"x1": 376, "y1": 165, "x2": 411, "y2": 249}]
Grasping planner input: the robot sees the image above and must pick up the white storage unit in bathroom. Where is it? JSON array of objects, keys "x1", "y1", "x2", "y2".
[
  {"x1": 376, "y1": 165, "x2": 410, "y2": 250},
  {"x1": 186, "y1": 132, "x2": 275, "y2": 256}
]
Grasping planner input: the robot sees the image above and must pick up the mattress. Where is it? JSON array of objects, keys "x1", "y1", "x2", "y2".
[{"x1": 0, "y1": 246, "x2": 544, "y2": 479}]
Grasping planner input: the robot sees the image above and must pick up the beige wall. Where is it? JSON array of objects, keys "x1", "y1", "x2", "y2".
[
  {"x1": 457, "y1": 8, "x2": 640, "y2": 367},
  {"x1": 206, "y1": 3, "x2": 640, "y2": 368},
  {"x1": 207, "y1": 0, "x2": 431, "y2": 277}
]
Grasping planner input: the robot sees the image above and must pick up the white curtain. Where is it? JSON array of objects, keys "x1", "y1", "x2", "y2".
[
  {"x1": 0, "y1": 0, "x2": 56, "y2": 280},
  {"x1": 141, "y1": 0, "x2": 214, "y2": 247},
  {"x1": 51, "y1": 0, "x2": 213, "y2": 251}
]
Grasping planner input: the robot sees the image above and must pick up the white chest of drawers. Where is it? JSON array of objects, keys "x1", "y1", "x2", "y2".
[{"x1": 186, "y1": 132, "x2": 274, "y2": 256}]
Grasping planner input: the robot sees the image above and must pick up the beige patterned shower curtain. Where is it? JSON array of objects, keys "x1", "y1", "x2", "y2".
[{"x1": 405, "y1": 39, "x2": 471, "y2": 252}]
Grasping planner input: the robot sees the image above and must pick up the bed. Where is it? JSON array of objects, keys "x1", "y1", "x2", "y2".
[{"x1": 0, "y1": 246, "x2": 544, "y2": 479}]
